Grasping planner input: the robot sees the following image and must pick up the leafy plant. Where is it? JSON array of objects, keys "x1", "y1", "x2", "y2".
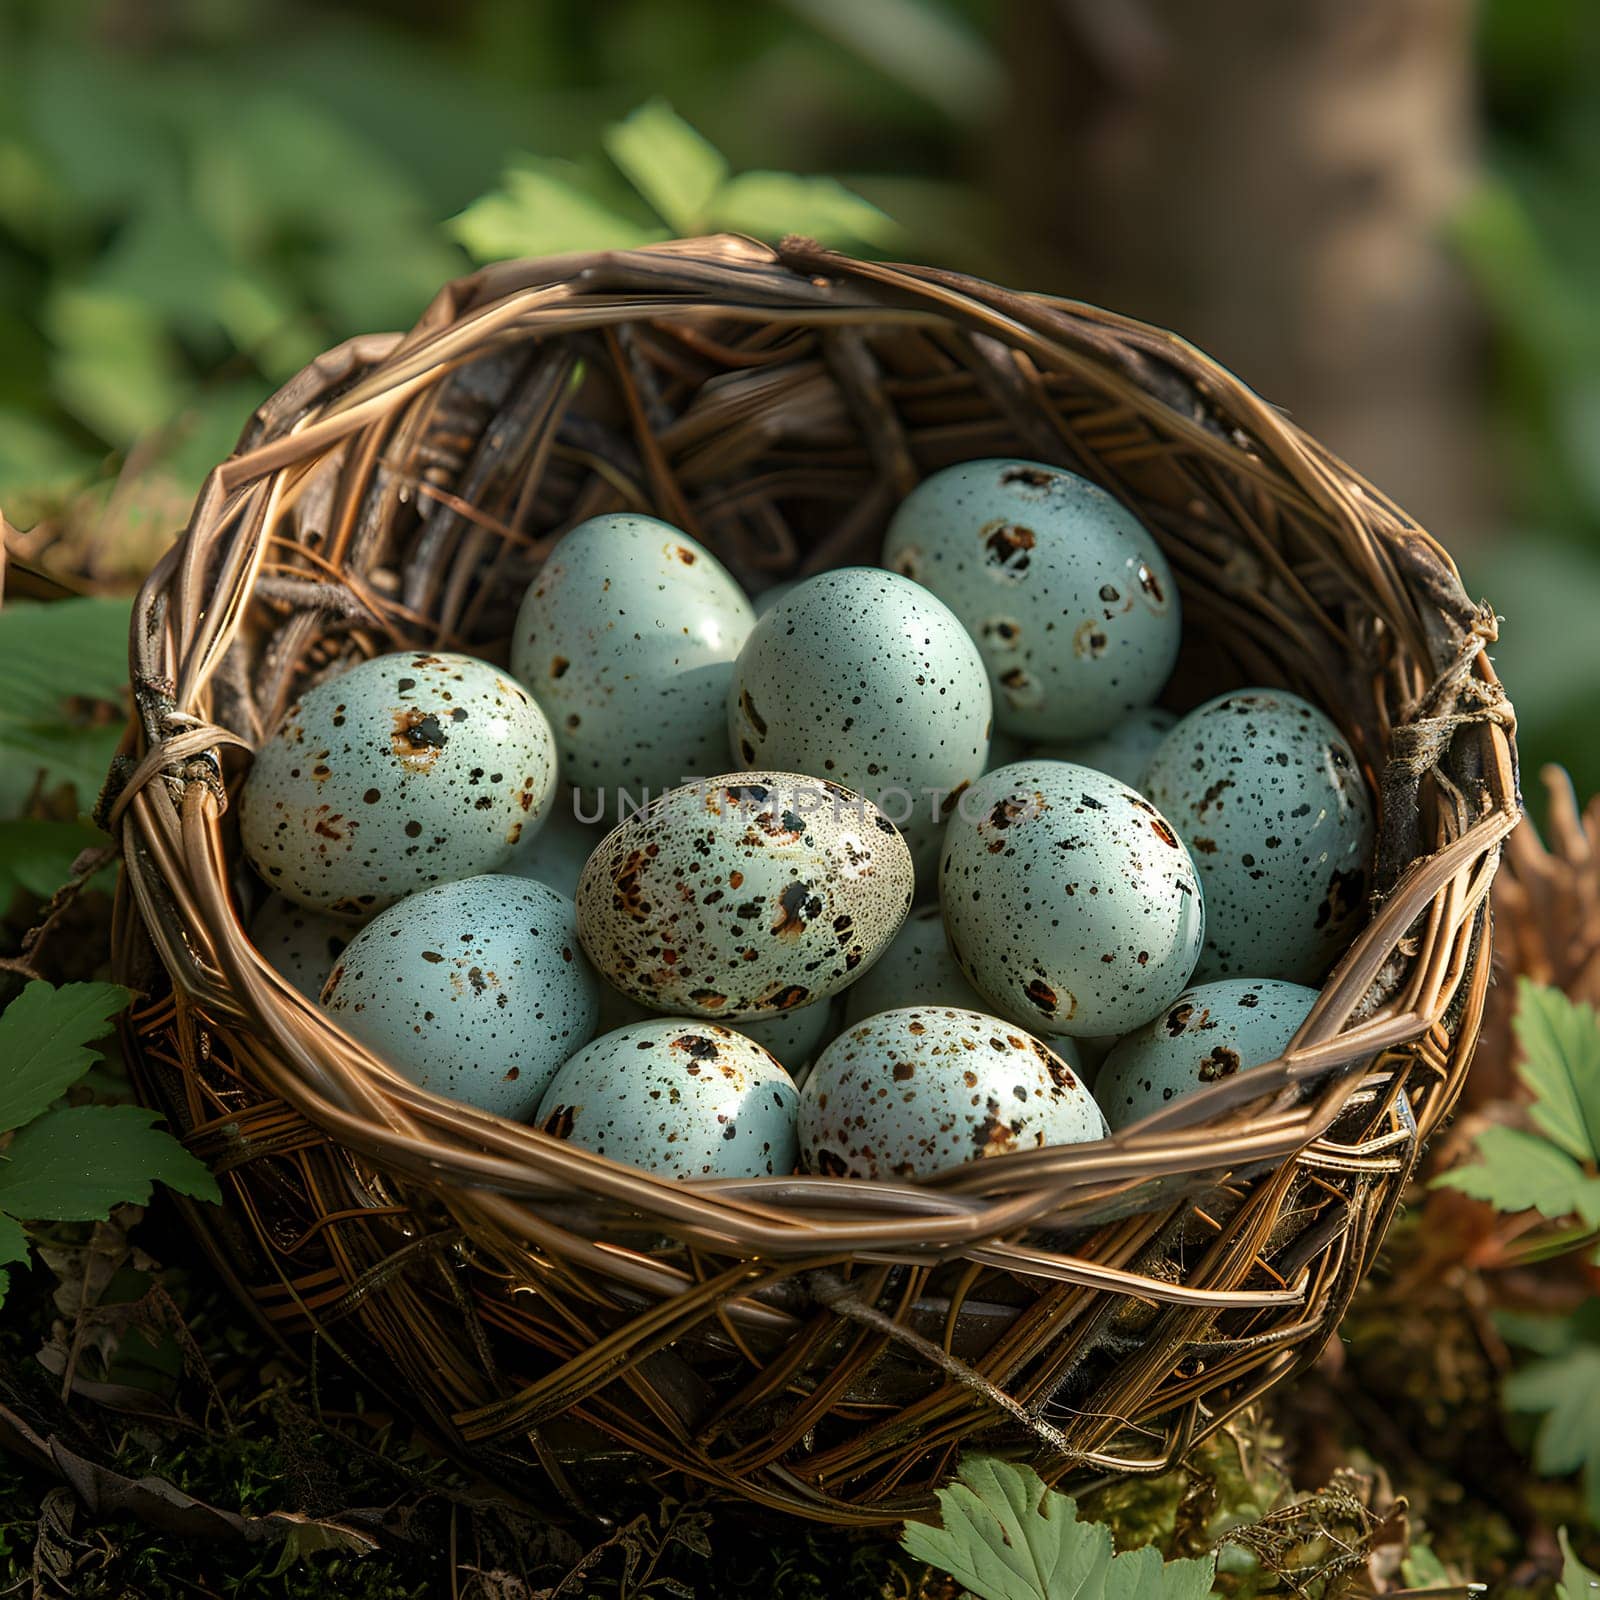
[
  {"x1": 0, "y1": 978, "x2": 217, "y2": 1307},
  {"x1": 901, "y1": 1455, "x2": 1218, "y2": 1600},
  {"x1": 450, "y1": 100, "x2": 896, "y2": 264},
  {"x1": 1434, "y1": 977, "x2": 1600, "y2": 1256},
  {"x1": 1434, "y1": 979, "x2": 1600, "y2": 1524}
]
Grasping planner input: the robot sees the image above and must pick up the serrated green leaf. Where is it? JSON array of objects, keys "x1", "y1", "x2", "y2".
[
  {"x1": 447, "y1": 159, "x2": 662, "y2": 263},
  {"x1": 0, "y1": 819, "x2": 110, "y2": 908},
  {"x1": 1514, "y1": 978, "x2": 1600, "y2": 1163},
  {"x1": 0, "y1": 1104, "x2": 219, "y2": 1220},
  {"x1": 0, "y1": 980, "x2": 129, "y2": 1134},
  {"x1": 603, "y1": 100, "x2": 728, "y2": 234},
  {"x1": 0, "y1": 1212, "x2": 27, "y2": 1269},
  {"x1": 708, "y1": 170, "x2": 897, "y2": 246},
  {"x1": 1559, "y1": 1527, "x2": 1600, "y2": 1600},
  {"x1": 1432, "y1": 1124, "x2": 1600, "y2": 1225},
  {"x1": 901, "y1": 1456, "x2": 1217, "y2": 1600}
]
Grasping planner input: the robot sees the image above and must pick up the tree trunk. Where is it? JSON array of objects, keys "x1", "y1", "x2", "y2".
[{"x1": 996, "y1": 0, "x2": 1489, "y2": 545}]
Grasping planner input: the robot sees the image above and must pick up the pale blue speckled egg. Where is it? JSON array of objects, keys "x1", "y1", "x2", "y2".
[
  {"x1": 843, "y1": 903, "x2": 990, "y2": 1025},
  {"x1": 1095, "y1": 978, "x2": 1318, "y2": 1129},
  {"x1": 511, "y1": 514, "x2": 754, "y2": 815},
  {"x1": 941, "y1": 760, "x2": 1204, "y2": 1037},
  {"x1": 727, "y1": 567, "x2": 991, "y2": 887},
  {"x1": 1141, "y1": 690, "x2": 1374, "y2": 983},
  {"x1": 240, "y1": 651, "x2": 558, "y2": 917},
  {"x1": 1033, "y1": 706, "x2": 1178, "y2": 790},
  {"x1": 576, "y1": 771, "x2": 913, "y2": 1019},
  {"x1": 883, "y1": 459, "x2": 1179, "y2": 742},
  {"x1": 798, "y1": 1005, "x2": 1102, "y2": 1181},
  {"x1": 535, "y1": 1019, "x2": 798, "y2": 1179},
  {"x1": 321, "y1": 875, "x2": 600, "y2": 1119},
  {"x1": 250, "y1": 895, "x2": 357, "y2": 1003}
]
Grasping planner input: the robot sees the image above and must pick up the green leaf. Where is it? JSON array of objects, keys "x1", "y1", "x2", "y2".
[
  {"x1": 448, "y1": 158, "x2": 663, "y2": 263},
  {"x1": 0, "y1": 596, "x2": 131, "y2": 805},
  {"x1": 707, "y1": 170, "x2": 897, "y2": 246},
  {"x1": 1431, "y1": 981, "x2": 1600, "y2": 1227},
  {"x1": 901, "y1": 1456, "x2": 1217, "y2": 1600},
  {"x1": 0, "y1": 819, "x2": 110, "y2": 909},
  {"x1": 1514, "y1": 978, "x2": 1600, "y2": 1163},
  {"x1": 0, "y1": 1214, "x2": 23, "y2": 1309},
  {"x1": 1559, "y1": 1527, "x2": 1600, "y2": 1600},
  {"x1": 0, "y1": 1104, "x2": 219, "y2": 1221},
  {"x1": 1502, "y1": 1310, "x2": 1600, "y2": 1524},
  {"x1": 1432, "y1": 1125, "x2": 1600, "y2": 1225},
  {"x1": 0, "y1": 597, "x2": 132, "y2": 721},
  {"x1": 0, "y1": 1212, "x2": 27, "y2": 1269},
  {"x1": 603, "y1": 100, "x2": 729, "y2": 234},
  {"x1": 0, "y1": 980, "x2": 129, "y2": 1134}
]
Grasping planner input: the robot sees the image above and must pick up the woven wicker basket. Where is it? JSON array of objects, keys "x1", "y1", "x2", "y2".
[{"x1": 107, "y1": 236, "x2": 1519, "y2": 1524}]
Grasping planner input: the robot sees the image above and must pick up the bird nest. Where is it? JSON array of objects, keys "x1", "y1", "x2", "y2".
[{"x1": 107, "y1": 236, "x2": 1519, "y2": 1523}]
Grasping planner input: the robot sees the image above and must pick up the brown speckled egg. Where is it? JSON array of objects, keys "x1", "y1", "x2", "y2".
[
  {"x1": 941, "y1": 760, "x2": 1204, "y2": 1037},
  {"x1": 798, "y1": 1006, "x2": 1103, "y2": 1181},
  {"x1": 535, "y1": 1018, "x2": 797, "y2": 1179},
  {"x1": 240, "y1": 651, "x2": 557, "y2": 917},
  {"x1": 576, "y1": 771, "x2": 913, "y2": 1020}
]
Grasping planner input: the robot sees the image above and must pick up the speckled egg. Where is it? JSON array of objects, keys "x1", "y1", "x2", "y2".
[
  {"x1": 798, "y1": 1006, "x2": 1102, "y2": 1181},
  {"x1": 576, "y1": 771, "x2": 913, "y2": 1020},
  {"x1": 1095, "y1": 978, "x2": 1318, "y2": 1129},
  {"x1": 736, "y1": 998, "x2": 839, "y2": 1079},
  {"x1": 941, "y1": 760, "x2": 1204, "y2": 1037},
  {"x1": 535, "y1": 1019, "x2": 798, "y2": 1179},
  {"x1": 1141, "y1": 690, "x2": 1374, "y2": 983},
  {"x1": 1034, "y1": 706, "x2": 1178, "y2": 790},
  {"x1": 250, "y1": 895, "x2": 356, "y2": 1003},
  {"x1": 726, "y1": 568, "x2": 991, "y2": 885},
  {"x1": 503, "y1": 796, "x2": 604, "y2": 899},
  {"x1": 883, "y1": 459, "x2": 1179, "y2": 742},
  {"x1": 240, "y1": 651, "x2": 557, "y2": 917},
  {"x1": 321, "y1": 875, "x2": 600, "y2": 1119},
  {"x1": 843, "y1": 904, "x2": 990, "y2": 1025},
  {"x1": 511, "y1": 515, "x2": 754, "y2": 814}
]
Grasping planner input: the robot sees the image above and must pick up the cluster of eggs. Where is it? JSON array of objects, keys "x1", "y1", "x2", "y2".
[{"x1": 239, "y1": 459, "x2": 1374, "y2": 1182}]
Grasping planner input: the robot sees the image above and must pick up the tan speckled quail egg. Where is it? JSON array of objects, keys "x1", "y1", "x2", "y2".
[
  {"x1": 843, "y1": 904, "x2": 990, "y2": 1025},
  {"x1": 502, "y1": 796, "x2": 604, "y2": 899},
  {"x1": 727, "y1": 568, "x2": 991, "y2": 886},
  {"x1": 1033, "y1": 706, "x2": 1177, "y2": 790},
  {"x1": 321, "y1": 875, "x2": 600, "y2": 1120},
  {"x1": 250, "y1": 895, "x2": 357, "y2": 1003},
  {"x1": 511, "y1": 514, "x2": 754, "y2": 816},
  {"x1": 1141, "y1": 690, "x2": 1374, "y2": 984},
  {"x1": 535, "y1": 1019, "x2": 797, "y2": 1179},
  {"x1": 798, "y1": 1006, "x2": 1102, "y2": 1181},
  {"x1": 240, "y1": 651, "x2": 557, "y2": 917},
  {"x1": 1095, "y1": 978, "x2": 1318, "y2": 1130},
  {"x1": 576, "y1": 771, "x2": 913, "y2": 1020},
  {"x1": 941, "y1": 760, "x2": 1204, "y2": 1037},
  {"x1": 883, "y1": 459, "x2": 1179, "y2": 742}
]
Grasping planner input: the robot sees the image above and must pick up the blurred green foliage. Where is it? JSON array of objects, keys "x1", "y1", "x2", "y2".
[{"x1": 1464, "y1": 0, "x2": 1600, "y2": 806}]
